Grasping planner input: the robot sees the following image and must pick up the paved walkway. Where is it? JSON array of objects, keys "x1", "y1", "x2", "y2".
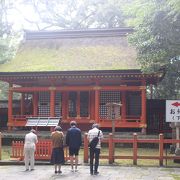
[{"x1": 0, "y1": 165, "x2": 180, "y2": 180}]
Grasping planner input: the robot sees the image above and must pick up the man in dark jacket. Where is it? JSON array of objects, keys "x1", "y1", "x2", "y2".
[{"x1": 66, "y1": 121, "x2": 82, "y2": 172}]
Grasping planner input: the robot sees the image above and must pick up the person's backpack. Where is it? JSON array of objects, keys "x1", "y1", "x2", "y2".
[{"x1": 88, "y1": 131, "x2": 100, "y2": 149}]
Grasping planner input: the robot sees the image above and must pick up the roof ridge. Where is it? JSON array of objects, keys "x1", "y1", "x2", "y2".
[{"x1": 24, "y1": 27, "x2": 134, "y2": 40}]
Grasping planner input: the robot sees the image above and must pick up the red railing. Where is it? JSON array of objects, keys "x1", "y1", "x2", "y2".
[
  {"x1": 11, "y1": 139, "x2": 69, "y2": 161},
  {"x1": 84, "y1": 133, "x2": 180, "y2": 166},
  {"x1": 4, "y1": 133, "x2": 180, "y2": 166}
]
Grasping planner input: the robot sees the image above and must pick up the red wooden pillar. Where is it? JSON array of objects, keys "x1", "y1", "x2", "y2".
[
  {"x1": 20, "y1": 93, "x2": 25, "y2": 115},
  {"x1": 109, "y1": 133, "x2": 114, "y2": 164},
  {"x1": 141, "y1": 85, "x2": 146, "y2": 133},
  {"x1": 159, "y1": 133, "x2": 164, "y2": 166},
  {"x1": 62, "y1": 92, "x2": 68, "y2": 120},
  {"x1": 61, "y1": 92, "x2": 65, "y2": 120},
  {"x1": 90, "y1": 91, "x2": 95, "y2": 120},
  {"x1": 84, "y1": 133, "x2": 88, "y2": 163},
  {"x1": 50, "y1": 89, "x2": 55, "y2": 117},
  {"x1": 33, "y1": 92, "x2": 38, "y2": 116},
  {"x1": 94, "y1": 89, "x2": 100, "y2": 123},
  {"x1": 8, "y1": 84, "x2": 13, "y2": 130},
  {"x1": 77, "y1": 91, "x2": 80, "y2": 119},
  {"x1": 133, "y1": 133, "x2": 138, "y2": 165},
  {"x1": 121, "y1": 91, "x2": 126, "y2": 122}
]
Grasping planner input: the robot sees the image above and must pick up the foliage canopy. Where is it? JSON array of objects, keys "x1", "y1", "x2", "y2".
[{"x1": 125, "y1": 0, "x2": 180, "y2": 99}]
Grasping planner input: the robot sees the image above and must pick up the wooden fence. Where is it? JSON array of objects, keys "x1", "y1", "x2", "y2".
[
  {"x1": 84, "y1": 133, "x2": 180, "y2": 166},
  {"x1": 0, "y1": 132, "x2": 180, "y2": 166},
  {"x1": 11, "y1": 140, "x2": 69, "y2": 161}
]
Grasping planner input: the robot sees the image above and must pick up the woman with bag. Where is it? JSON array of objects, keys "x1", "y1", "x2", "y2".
[{"x1": 51, "y1": 126, "x2": 65, "y2": 174}]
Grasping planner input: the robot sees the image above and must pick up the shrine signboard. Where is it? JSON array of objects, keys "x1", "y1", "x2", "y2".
[{"x1": 166, "y1": 100, "x2": 180, "y2": 122}]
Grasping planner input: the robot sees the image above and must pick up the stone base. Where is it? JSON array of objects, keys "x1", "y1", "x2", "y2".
[
  {"x1": 169, "y1": 145, "x2": 175, "y2": 154},
  {"x1": 174, "y1": 148, "x2": 180, "y2": 163},
  {"x1": 175, "y1": 148, "x2": 180, "y2": 155}
]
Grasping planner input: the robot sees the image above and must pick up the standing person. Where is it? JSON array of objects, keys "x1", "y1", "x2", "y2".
[
  {"x1": 51, "y1": 126, "x2": 65, "y2": 174},
  {"x1": 87, "y1": 123, "x2": 103, "y2": 175},
  {"x1": 24, "y1": 129, "x2": 38, "y2": 171},
  {"x1": 66, "y1": 121, "x2": 82, "y2": 172}
]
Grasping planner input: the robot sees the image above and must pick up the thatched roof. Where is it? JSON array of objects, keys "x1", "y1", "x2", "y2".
[{"x1": 0, "y1": 28, "x2": 139, "y2": 72}]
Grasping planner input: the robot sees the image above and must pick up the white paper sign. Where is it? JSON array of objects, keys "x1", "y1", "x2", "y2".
[{"x1": 166, "y1": 100, "x2": 180, "y2": 122}]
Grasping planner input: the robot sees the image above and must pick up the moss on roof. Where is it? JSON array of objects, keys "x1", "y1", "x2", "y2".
[{"x1": 0, "y1": 35, "x2": 139, "y2": 72}]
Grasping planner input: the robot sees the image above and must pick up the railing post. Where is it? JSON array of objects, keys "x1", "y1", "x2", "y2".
[
  {"x1": 84, "y1": 133, "x2": 88, "y2": 163},
  {"x1": 20, "y1": 141, "x2": 24, "y2": 160},
  {"x1": 109, "y1": 133, "x2": 114, "y2": 164},
  {"x1": 133, "y1": 133, "x2": 137, "y2": 165},
  {"x1": 0, "y1": 132, "x2": 2, "y2": 160},
  {"x1": 159, "y1": 133, "x2": 164, "y2": 166}
]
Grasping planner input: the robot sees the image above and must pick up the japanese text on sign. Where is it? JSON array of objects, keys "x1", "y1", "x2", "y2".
[{"x1": 166, "y1": 100, "x2": 180, "y2": 122}]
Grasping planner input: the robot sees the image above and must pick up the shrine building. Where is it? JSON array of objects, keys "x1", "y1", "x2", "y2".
[{"x1": 0, "y1": 28, "x2": 164, "y2": 131}]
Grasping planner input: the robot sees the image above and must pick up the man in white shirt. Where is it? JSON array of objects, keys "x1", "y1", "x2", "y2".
[
  {"x1": 24, "y1": 129, "x2": 38, "y2": 171},
  {"x1": 87, "y1": 123, "x2": 103, "y2": 175}
]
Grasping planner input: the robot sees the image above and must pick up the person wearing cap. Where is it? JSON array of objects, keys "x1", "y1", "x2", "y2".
[
  {"x1": 66, "y1": 121, "x2": 82, "y2": 172},
  {"x1": 51, "y1": 126, "x2": 64, "y2": 174},
  {"x1": 24, "y1": 129, "x2": 38, "y2": 171},
  {"x1": 87, "y1": 123, "x2": 103, "y2": 175}
]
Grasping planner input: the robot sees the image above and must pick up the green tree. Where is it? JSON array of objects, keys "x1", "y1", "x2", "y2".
[
  {"x1": 0, "y1": 0, "x2": 19, "y2": 64},
  {"x1": 0, "y1": 0, "x2": 20, "y2": 100},
  {"x1": 15, "y1": 0, "x2": 127, "y2": 30},
  {"x1": 125, "y1": 0, "x2": 180, "y2": 99},
  {"x1": 168, "y1": 0, "x2": 180, "y2": 12}
]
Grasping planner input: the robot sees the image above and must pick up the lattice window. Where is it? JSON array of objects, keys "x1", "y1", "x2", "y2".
[
  {"x1": 55, "y1": 92, "x2": 62, "y2": 117},
  {"x1": 68, "y1": 92, "x2": 77, "y2": 117},
  {"x1": 80, "y1": 91, "x2": 89, "y2": 117},
  {"x1": 99, "y1": 91, "x2": 121, "y2": 119},
  {"x1": 24, "y1": 93, "x2": 33, "y2": 115},
  {"x1": 126, "y1": 92, "x2": 141, "y2": 116},
  {"x1": 38, "y1": 92, "x2": 50, "y2": 116}
]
